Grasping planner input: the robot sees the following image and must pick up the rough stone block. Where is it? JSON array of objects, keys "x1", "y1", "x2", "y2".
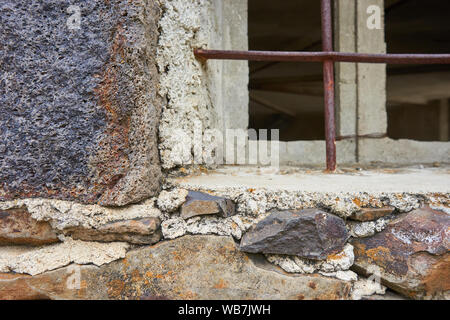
[
  {"x1": 64, "y1": 217, "x2": 162, "y2": 245},
  {"x1": 180, "y1": 191, "x2": 235, "y2": 219},
  {"x1": 240, "y1": 209, "x2": 349, "y2": 260},
  {"x1": 0, "y1": 0, "x2": 162, "y2": 206},
  {"x1": 0, "y1": 208, "x2": 59, "y2": 245},
  {"x1": 351, "y1": 207, "x2": 450, "y2": 300}
]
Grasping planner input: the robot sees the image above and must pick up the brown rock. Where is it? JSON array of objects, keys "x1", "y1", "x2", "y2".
[
  {"x1": 0, "y1": 235, "x2": 352, "y2": 300},
  {"x1": 350, "y1": 207, "x2": 395, "y2": 222},
  {"x1": 65, "y1": 217, "x2": 162, "y2": 245},
  {"x1": 180, "y1": 191, "x2": 235, "y2": 219},
  {"x1": 351, "y1": 207, "x2": 450, "y2": 300},
  {"x1": 0, "y1": 208, "x2": 59, "y2": 246}
]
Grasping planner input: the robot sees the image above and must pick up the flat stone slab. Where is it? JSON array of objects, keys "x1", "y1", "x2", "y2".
[
  {"x1": 180, "y1": 191, "x2": 235, "y2": 219},
  {"x1": 0, "y1": 235, "x2": 352, "y2": 300},
  {"x1": 349, "y1": 207, "x2": 395, "y2": 222},
  {"x1": 0, "y1": 0, "x2": 162, "y2": 206},
  {"x1": 351, "y1": 207, "x2": 450, "y2": 300},
  {"x1": 240, "y1": 209, "x2": 349, "y2": 260},
  {"x1": 64, "y1": 217, "x2": 162, "y2": 245},
  {"x1": 0, "y1": 208, "x2": 59, "y2": 245}
]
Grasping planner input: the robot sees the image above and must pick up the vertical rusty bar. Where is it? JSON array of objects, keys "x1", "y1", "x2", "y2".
[{"x1": 321, "y1": 0, "x2": 337, "y2": 171}]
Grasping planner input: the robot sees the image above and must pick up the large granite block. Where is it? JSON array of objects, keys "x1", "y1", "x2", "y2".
[{"x1": 0, "y1": 0, "x2": 162, "y2": 206}]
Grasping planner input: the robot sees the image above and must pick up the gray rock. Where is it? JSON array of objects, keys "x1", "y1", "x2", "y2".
[
  {"x1": 0, "y1": 235, "x2": 353, "y2": 300},
  {"x1": 240, "y1": 209, "x2": 349, "y2": 260},
  {"x1": 181, "y1": 191, "x2": 235, "y2": 219},
  {"x1": 0, "y1": 0, "x2": 162, "y2": 206}
]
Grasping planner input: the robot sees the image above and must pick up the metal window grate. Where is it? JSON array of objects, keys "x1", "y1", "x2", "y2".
[{"x1": 194, "y1": 0, "x2": 450, "y2": 171}]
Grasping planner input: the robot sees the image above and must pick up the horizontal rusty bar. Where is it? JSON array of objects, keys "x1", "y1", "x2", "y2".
[{"x1": 194, "y1": 49, "x2": 450, "y2": 64}]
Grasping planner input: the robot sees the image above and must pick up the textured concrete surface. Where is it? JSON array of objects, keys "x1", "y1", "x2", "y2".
[
  {"x1": 0, "y1": 0, "x2": 162, "y2": 206},
  {"x1": 172, "y1": 166, "x2": 450, "y2": 194},
  {"x1": 157, "y1": 0, "x2": 248, "y2": 169},
  {"x1": 359, "y1": 138, "x2": 450, "y2": 165},
  {"x1": 356, "y1": 0, "x2": 387, "y2": 137},
  {"x1": 266, "y1": 243, "x2": 355, "y2": 275},
  {"x1": 0, "y1": 238, "x2": 128, "y2": 275},
  {"x1": 170, "y1": 166, "x2": 449, "y2": 218}
]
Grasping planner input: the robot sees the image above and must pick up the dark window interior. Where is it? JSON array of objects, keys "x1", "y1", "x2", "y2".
[
  {"x1": 248, "y1": 0, "x2": 325, "y2": 141},
  {"x1": 386, "y1": 0, "x2": 450, "y2": 141}
]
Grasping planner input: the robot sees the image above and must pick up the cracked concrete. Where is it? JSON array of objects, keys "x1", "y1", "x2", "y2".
[{"x1": 0, "y1": 237, "x2": 128, "y2": 276}]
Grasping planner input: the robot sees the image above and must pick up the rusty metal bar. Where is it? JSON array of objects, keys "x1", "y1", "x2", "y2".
[
  {"x1": 194, "y1": 49, "x2": 450, "y2": 64},
  {"x1": 321, "y1": 0, "x2": 336, "y2": 172},
  {"x1": 192, "y1": 0, "x2": 450, "y2": 172}
]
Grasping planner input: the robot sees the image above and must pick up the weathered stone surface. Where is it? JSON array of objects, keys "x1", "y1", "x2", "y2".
[
  {"x1": 0, "y1": 208, "x2": 59, "y2": 245},
  {"x1": 0, "y1": 235, "x2": 353, "y2": 300},
  {"x1": 361, "y1": 291, "x2": 408, "y2": 300},
  {"x1": 0, "y1": 0, "x2": 162, "y2": 206},
  {"x1": 350, "y1": 207, "x2": 395, "y2": 222},
  {"x1": 351, "y1": 207, "x2": 450, "y2": 299},
  {"x1": 0, "y1": 238, "x2": 129, "y2": 276},
  {"x1": 240, "y1": 209, "x2": 349, "y2": 260},
  {"x1": 0, "y1": 198, "x2": 161, "y2": 231},
  {"x1": 157, "y1": 188, "x2": 188, "y2": 213},
  {"x1": 351, "y1": 277, "x2": 387, "y2": 300},
  {"x1": 64, "y1": 217, "x2": 162, "y2": 245},
  {"x1": 180, "y1": 191, "x2": 235, "y2": 219}
]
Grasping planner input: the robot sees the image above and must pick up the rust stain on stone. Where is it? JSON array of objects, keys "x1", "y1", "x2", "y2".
[
  {"x1": 91, "y1": 22, "x2": 131, "y2": 205},
  {"x1": 213, "y1": 279, "x2": 228, "y2": 289},
  {"x1": 352, "y1": 198, "x2": 362, "y2": 207},
  {"x1": 421, "y1": 253, "x2": 450, "y2": 297},
  {"x1": 352, "y1": 207, "x2": 450, "y2": 299},
  {"x1": 107, "y1": 279, "x2": 126, "y2": 299}
]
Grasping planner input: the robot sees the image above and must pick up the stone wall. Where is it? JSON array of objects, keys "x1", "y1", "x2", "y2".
[
  {"x1": 0, "y1": 185, "x2": 449, "y2": 300},
  {"x1": 0, "y1": 0, "x2": 448, "y2": 301}
]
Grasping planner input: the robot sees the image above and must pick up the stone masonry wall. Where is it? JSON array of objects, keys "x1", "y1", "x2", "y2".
[
  {"x1": 0, "y1": 0, "x2": 448, "y2": 301},
  {"x1": 0, "y1": 186, "x2": 448, "y2": 300}
]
